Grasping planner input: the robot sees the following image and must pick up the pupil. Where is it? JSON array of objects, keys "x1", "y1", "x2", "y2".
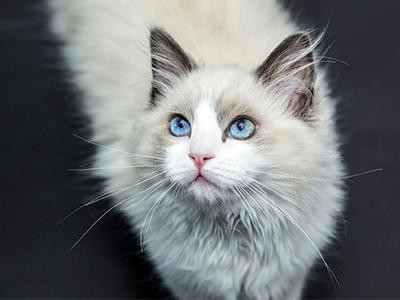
[
  {"x1": 237, "y1": 120, "x2": 245, "y2": 131},
  {"x1": 178, "y1": 119, "x2": 185, "y2": 128}
]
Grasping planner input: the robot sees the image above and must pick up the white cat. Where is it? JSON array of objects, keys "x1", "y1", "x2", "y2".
[{"x1": 49, "y1": 1, "x2": 344, "y2": 299}]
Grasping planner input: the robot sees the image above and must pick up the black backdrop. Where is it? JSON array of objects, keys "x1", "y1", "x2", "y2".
[{"x1": 1, "y1": 0, "x2": 399, "y2": 298}]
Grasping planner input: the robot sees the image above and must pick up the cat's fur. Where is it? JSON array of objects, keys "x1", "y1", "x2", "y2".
[{"x1": 49, "y1": 1, "x2": 344, "y2": 299}]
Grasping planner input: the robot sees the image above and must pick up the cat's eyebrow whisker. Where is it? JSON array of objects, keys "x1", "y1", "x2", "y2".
[
  {"x1": 343, "y1": 168, "x2": 383, "y2": 179},
  {"x1": 73, "y1": 134, "x2": 164, "y2": 161},
  {"x1": 60, "y1": 170, "x2": 167, "y2": 224},
  {"x1": 319, "y1": 55, "x2": 350, "y2": 66},
  {"x1": 247, "y1": 184, "x2": 340, "y2": 289},
  {"x1": 70, "y1": 178, "x2": 168, "y2": 250}
]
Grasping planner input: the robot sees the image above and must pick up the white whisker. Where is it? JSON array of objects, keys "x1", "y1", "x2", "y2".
[
  {"x1": 238, "y1": 184, "x2": 282, "y2": 242},
  {"x1": 59, "y1": 170, "x2": 166, "y2": 224},
  {"x1": 68, "y1": 165, "x2": 158, "y2": 172},
  {"x1": 140, "y1": 182, "x2": 176, "y2": 252},
  {"x1": 73, "y1": 134, "x2": 164, "y2": 161},
  {"x1": 69, "y1": 178, "x2": 168, "y2": 249},
  {"x1": 232, "y1": 187, "x2": 261, "y2": 240},
  {"x1": 249, "y1": 183, "x2": 340, "y2": 288},
  {"x1": 249, "y1": 178, "x2": 306, "y2": 212},
  {"x1": 344, "y1": 168, "x2": 383, "y2": 179}
]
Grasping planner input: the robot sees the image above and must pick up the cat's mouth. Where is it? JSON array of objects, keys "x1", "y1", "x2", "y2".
[{"x1": 190, "y1": 174, "x2": 216, "y2": 187}]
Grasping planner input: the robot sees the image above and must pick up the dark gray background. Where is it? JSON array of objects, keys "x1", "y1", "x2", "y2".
[{"x1": 1, "y1": 0, "x2": 399, "y2": 298}]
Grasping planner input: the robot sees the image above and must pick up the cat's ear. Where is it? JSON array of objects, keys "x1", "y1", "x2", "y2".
[
  {"x1": 149, "y1": 28, "x2": 196, "y2": 104},
  {"x1": 255, "y1": 33, "x2": 317, "y2": 119}
]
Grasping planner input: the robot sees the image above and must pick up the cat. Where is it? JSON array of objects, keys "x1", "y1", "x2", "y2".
[{"x1": 49, "y1": 0, "x2": 344, "y2": 299}]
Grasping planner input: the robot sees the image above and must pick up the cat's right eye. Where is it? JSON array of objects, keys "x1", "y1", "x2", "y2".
[
  {"x1": 228, "y1": 118, "x2": 256, "y2": 140},
  {"x1": 169, "y1": 115, "x2": 191, "y2": 137}
]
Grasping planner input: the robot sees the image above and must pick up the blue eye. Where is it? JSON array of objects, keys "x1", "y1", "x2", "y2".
[
  {"x1": 169, "y1": 115, "x2": 191, "y2": 137},
  {"x1": 229, "y1": 118, "x2": 256, "y2": 140}
]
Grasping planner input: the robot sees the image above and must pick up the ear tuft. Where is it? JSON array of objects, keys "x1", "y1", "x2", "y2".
[
  {"x1": 255, "y1": 32, "x2": 318, "y2": 119},
  {"x1": 150, "y1": 28, "x2": 196, "y2": 105}
]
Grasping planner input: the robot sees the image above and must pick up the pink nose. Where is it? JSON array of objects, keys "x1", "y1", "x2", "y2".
[{"x1": 189, "y1": 153, "x2": 215, "y2": 169}]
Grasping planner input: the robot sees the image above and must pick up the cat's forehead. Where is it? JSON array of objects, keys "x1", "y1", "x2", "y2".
[{"x1": 170, "y1": 67, "x2": 267, "y2": 122}]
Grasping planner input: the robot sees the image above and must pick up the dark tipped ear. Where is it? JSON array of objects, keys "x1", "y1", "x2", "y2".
[
  {"x1": 255, "y1": 33, "x2": 316, "y2": 119},
  {"x1": 149, "y1": 27, "x2": 196, "y2": 105}
]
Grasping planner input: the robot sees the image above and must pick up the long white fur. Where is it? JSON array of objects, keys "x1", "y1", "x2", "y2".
[{"x1": 49, "y1": 1, "x2": 344, "y2": 299}]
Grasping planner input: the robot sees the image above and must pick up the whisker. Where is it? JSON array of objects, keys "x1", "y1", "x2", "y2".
[
  {"x1": 248, "y1": 184, "x2": 340, "y2": 288},
  {"x1": 211, "y1": 164, "x2": 301, "y2": 182},
  {"x1": 73, "y1": 134, "x2": 164, "y2": 161},
  {"x1": 144, "y1": 182, "x2": 177, "y2": 236},
  {"x1": 237, "y1": 186, "x2": 271, "y2": 243},
  {"x1": 58, "y1": 186, "x2": 133, "y2": 225},
  {"x1": 249, "y1": 178, "x2": 306, "y2": 212},
  {"x1": 58, "y1": 170, "x2": 166, "y2": 224},
  {"x1": 211, "y1": 167, "x2": 305, "y2": 212},
  {"x1": 232, "y1": 187, "x2": 260, "y2": 240},
  {"x1": 68, "y1": 165, "x2": 158, "y2": 172},
  {"x1": 70, "y1": 178, "x2": 168, "y2": 250},
  {"x1": 243, "y1": 183, "x2": 294, "y2": 254},
  {"x1": 237, "y1": 184, "x2": 282, "y2": 242},
  {"x1": 250, "y1": 169, "x2": 304, "y2": 182},
  {"x1": 140, "y1": 182, "x2": 176, "y2": 252},
  {"x1": 343, "y1": 168, "x2": 383, "y2": 179}
]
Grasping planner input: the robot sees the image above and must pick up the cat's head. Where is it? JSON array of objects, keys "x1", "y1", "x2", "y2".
[{"x1": 133, "y1": 28, "x2": 325, "y2": 207}]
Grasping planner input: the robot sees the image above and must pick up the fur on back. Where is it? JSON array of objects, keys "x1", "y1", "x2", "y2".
[{"x1": 49, "y1": 1, "x2": 344, "y2": 299}]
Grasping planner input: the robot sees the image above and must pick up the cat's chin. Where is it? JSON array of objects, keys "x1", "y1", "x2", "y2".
[{"x1": 187, "y1": 179, "x2": 222, "y2": 204}]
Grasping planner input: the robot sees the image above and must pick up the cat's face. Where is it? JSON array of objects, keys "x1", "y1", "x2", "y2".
[
  {"x1": 133, "y1": 28, "x2": 320, "y2": 207},
  {"x1": 158, "y1": 69, "x2": 271, "y2": 203}
]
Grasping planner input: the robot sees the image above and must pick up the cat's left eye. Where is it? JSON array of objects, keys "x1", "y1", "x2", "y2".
[
  {"x1": 169, "y1": 115, "x2": 191, "y2": 137},
  {"x1": 228, "y1": 118, "x2": 256, "y2": 140}
]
